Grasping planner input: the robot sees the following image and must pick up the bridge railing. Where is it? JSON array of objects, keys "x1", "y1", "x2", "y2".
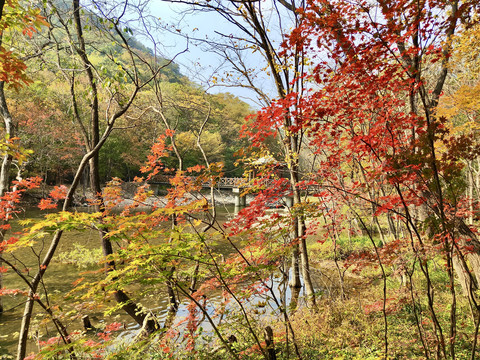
[
  {"x1": 149, "y1": 175, "x2": 247, "y2": 188},
  {"x1": 149, "y1": 175, "x2": 318, "y2": 191}
]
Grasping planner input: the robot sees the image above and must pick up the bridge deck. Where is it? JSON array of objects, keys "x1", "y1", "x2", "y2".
[
  {"x1": 148, "y1": 176, "x2": 283, "y2": 189},
  {"x1": 149, "y1": 176, "x2": 247, "y2": 189}
]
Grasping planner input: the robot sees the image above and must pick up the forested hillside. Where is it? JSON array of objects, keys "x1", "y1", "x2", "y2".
[
  {"x1": 6, "y1": 2, "x2": 252, "y2": 184},
  {"x1": 1, "y1": 1, "x2": 480, "y2": 360}
]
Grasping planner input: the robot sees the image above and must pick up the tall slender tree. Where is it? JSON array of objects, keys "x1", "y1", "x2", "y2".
[
  {"x1": 15, "y1": 0, "x2": 164, "y2": 356},
  {"x1": 172, "y1": 0, "x2": 316, "y2": 305},
  {"x1": 275, "y1": 0, "x2": 480, "y2": 357},
  {"x1": 0, "y1": 0, "x2": 47, "y2": 315}
]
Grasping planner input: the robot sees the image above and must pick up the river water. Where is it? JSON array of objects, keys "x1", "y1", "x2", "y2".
[{"x1": 0, "y1": 205, "x2": 306, "y2": 357}]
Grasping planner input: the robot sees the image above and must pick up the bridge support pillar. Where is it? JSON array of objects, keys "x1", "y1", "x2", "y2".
[
  {"x1": 150, "y1": 184, "x2": 160, "y2": 196},
  {"x1": 233, "y1": 187, "x2": 246, "y2": 211},
  {"x1": 285, "y1": 196, "x2": 294, "y2": 208}
]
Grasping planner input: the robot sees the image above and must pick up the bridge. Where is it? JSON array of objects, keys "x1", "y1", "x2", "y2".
[
  {"x1": 148, "y1": 176, "x2": 293, "y2": 208},
  {"x1": 148, "y1": 176, "x2": 280, "y2": 189}
]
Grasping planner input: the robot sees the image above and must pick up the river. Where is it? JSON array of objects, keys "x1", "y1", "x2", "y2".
[{"x1": 0, "y1": 205, "x2": 305, "y2": 357}]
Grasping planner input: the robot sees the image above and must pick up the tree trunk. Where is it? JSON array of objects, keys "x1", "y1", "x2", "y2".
[
  {"x1": 166, "y1": 215, "x2": 178, "y2": 311},
  {"x1": 289, "y1": 242, "x2": 301, "y2": 289},
  {"x1": 16, "y1": 0, "x2": 151, "y2": 354},
  {"x1": 290, "y1": 162, "x2": 315, "y2": 306},
  {"x1": 89, "y1": 145, "x2": 157, "y2": 333},
  {"x1": 468, "y1": 161, "x2": 474, "y2": 225},
  {"x1": 452, "y1": 254, "x2": 477, "y2": 321},
  {"x1": 166, "y1": 272, "x2": 178, "y2": 311},
  {"x1": 467, "y1": 252, "x2": 480, "y2": 288},
  {"x1": 17, "y1": 151, "x2": 96, "y2": 359},
  {"x1": 264, "y1": 326, "x2": 277, "y2": 360},
  {"x1": 72, "y1": 0, "x2": 157, "y2": 333},
  {"x1": 0, "y1": 80, "x2": 14, "y2": 315}
]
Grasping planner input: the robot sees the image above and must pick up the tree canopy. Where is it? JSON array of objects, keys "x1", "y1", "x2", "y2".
[{"x1": 1, "y1": 1, "x2": 480, "y2": 360}]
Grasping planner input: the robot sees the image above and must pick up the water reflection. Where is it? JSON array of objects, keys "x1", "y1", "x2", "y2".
[{"x1": 0, "y1": 205, "x2": 312, "y2": 356}]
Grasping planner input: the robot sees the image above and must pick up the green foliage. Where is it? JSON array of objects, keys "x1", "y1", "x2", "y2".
[
  {"x1": 310, "y1": 235, "x2": 377, "y2": 261},
  {"x1": 57, "y1": 243, "x2": 103, "y2": 268},
  {"x1": 5, "y1": 1, "x2": 480, "y2": 359},
  {"x1": 13, "y1": 48, "x2": 251, "y2": 183},
  {"x1": 5, "y1": 0, "x2": 252, "y2": 184}
]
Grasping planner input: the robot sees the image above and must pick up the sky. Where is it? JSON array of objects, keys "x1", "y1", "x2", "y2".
[{"x1": 118, "y1": 0, "x2": 281, "y2": 109}]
